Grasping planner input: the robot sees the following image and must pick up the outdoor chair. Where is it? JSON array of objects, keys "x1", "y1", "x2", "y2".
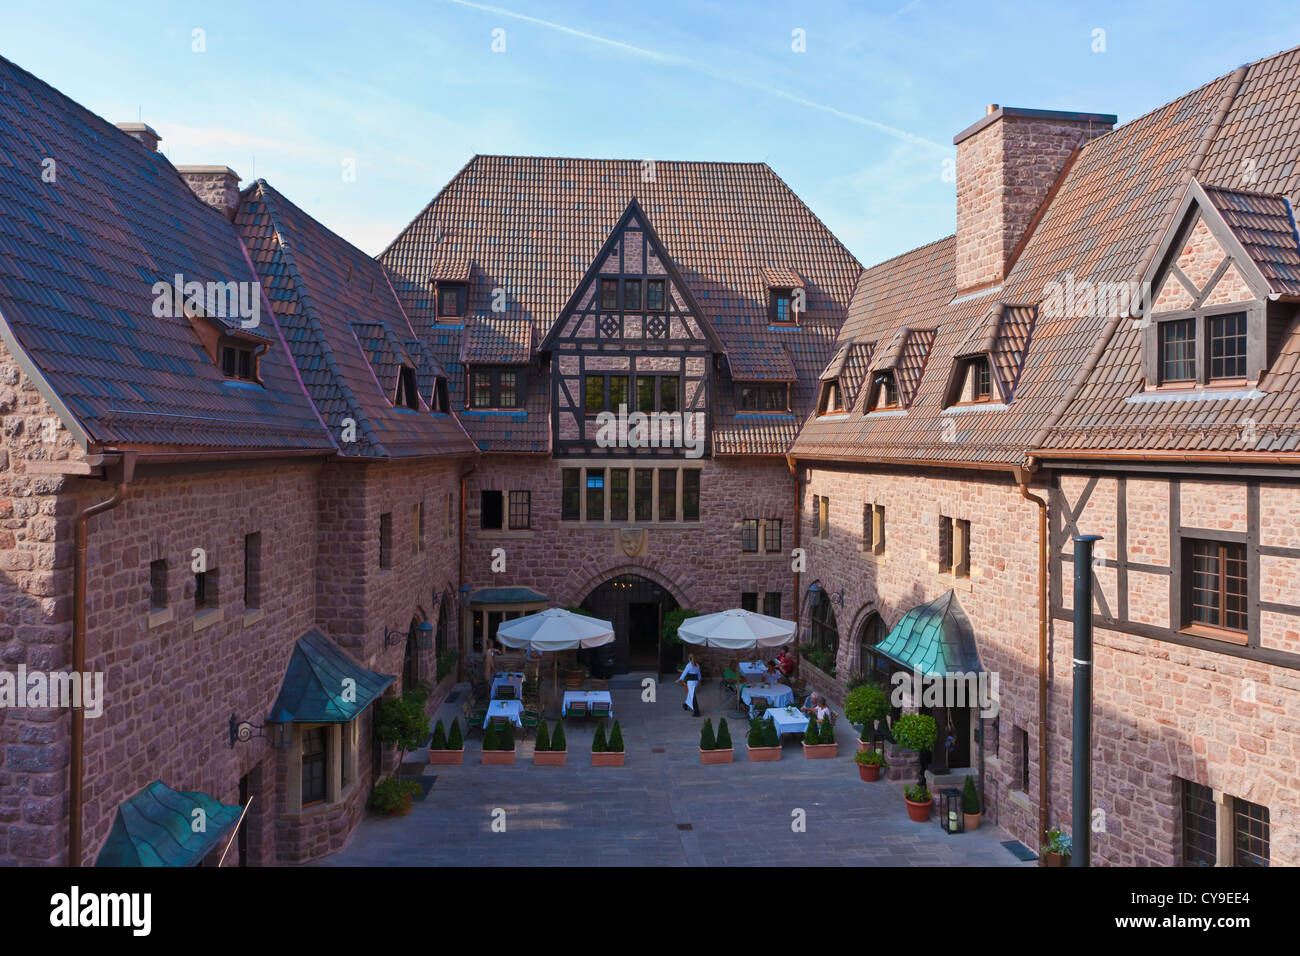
[
  {"x1": 489, "y1": 716, "x2": 510, "y2": 731},
  {"x1": 589, "y1": 701, "x2": 611, "y2": 719},
  {"x1": 463, "y1": 700, "x2": 486, "y2": 735},
  {"x1": 496, "y1": 685, "x2": 516, "y2": 700},
  {"x1": 750, "y1": 696, "x2": 770, "y2": 718},
  {"x1": 567, "y1": 700, "x2": 588, "y2": 718},
  {"x1": 720, "y1": 669, "x2": 739, "y2": 697},
  {"x1": 521, "y1": 710, "x2": 541, "y2": 737}
]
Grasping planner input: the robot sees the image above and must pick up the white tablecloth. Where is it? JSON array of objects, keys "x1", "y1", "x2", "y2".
[
  {"x1": 739, "y1": 661, "x2": 775, "y2": 682},
  {"x1": 767, "y1": 706, "x2": 808, "y2": 737},
  {"x1": 561, "y1": 690, "x2": 613, "y2": 718},
  {"x1": 483, "y1": 699, "x2": 523, "y2": 729},
  {"x1": 740, "y1": 682, "x2": 793, "y2": 713},
  {"x1": 491, "y1": 673, "x2": 524, "y2": 701}
]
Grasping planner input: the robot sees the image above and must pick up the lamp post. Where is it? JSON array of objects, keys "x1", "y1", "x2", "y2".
[{"x1": 1072, "y1": 534, "x2": 1102, "y2": 868}]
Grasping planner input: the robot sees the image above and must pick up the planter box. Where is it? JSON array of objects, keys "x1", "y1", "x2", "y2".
[
  {"x1": 904, "y1": 797, "x2": 933, "y2": 823},
  {"x1": 428, "y1": 748, "x2": 464, "y2": 766},
  {"x1": 746, "y1": 745, "x2": 782, "y2": 762},
  {"x1": 964, "y1": 812, "x2": 981, "y2": 831},
  {"x1": 699, "y1": 747, "x2": 734, "y2": 765},
  {"x1": 533, "y1": 749, "x2": 568, "y2": 767},
  {"x1": 1044, "y1": 851, "x2": 1069, "y2": 867},
  {"x1": 803, "y1": 742, "x2": 839, "y2": 759},
  {"x1": 591, "y1": 751, "x2": 625, "y2": 766},
  {"x1": 482, "y1": 748, "x2": 517, "y2": 766}
]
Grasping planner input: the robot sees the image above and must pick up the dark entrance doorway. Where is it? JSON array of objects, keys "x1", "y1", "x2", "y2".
[
  {"x1": 581, "y1": 574, "x2": 679, "y2": 675},
  {"x1": 403, "y1": 616, "x2": 420, "y2": 691},
  {"x1": 923, "y1": 704, "x2": 972, "y2": 772}
]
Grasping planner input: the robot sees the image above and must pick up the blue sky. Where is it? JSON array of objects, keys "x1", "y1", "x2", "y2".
[{"x1": 4, "y1": 0, "x2": 1299, "y2": 264}]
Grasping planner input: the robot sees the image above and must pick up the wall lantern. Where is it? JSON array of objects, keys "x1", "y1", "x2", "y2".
[
  {"x1": 940, "y1": 786, "x2": 964, "y2": 834},
  {"x1": 229, "y1": 713, "x2": 289, "y2": 750},
  {"x1": 416, "y1": 620, "x2": 434, "y2": 650},
  {"x1": 459, "y1": 584, "x2": 472, "y2": 606}
]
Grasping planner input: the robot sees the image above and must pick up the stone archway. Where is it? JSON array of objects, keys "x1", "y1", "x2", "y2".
[{"x1": 580, "y1": 572, "x2": 680, "y2": 676}]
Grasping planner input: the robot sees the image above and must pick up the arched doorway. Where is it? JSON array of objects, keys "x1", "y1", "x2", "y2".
[
  {"x1": 403, "y1": 615, "x2": 421, "y2": 691},
  {"x1": 807, "y1": 588, "x2": 839, "y2": 673},
  {"x1": 857, "y1": 612, "x2": 891, "y2": 685},
  {"x1": 581, "y1": 573, "x2": 679, "y2": 675}
]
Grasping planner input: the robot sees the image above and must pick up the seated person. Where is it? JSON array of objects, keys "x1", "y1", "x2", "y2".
[
  {"x1": 777, "y1": 646, "x2": 796, "y2": 678},
  {"x1": 800, "y1": 692, "x2": 821, "y2": 716},
  {"x1": 763, "y1": 660, "x2": 781, "y2": 683},
  {"x1": 814, "y1": 701, "x2": 832, "y2": 724}
]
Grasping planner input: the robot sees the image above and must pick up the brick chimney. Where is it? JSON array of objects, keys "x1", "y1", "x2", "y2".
[
  {"x1": 115, "y1": 122, "x2": 161, "y2": 152},
  {"x1": 175, "y1": 165, "x2": 242, "y2": 220},
  {"x1": 954, "y1": 106, "x2": 1117, "y2": 293}
]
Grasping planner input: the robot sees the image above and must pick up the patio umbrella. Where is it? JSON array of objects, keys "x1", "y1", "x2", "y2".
[
  {"x1": 495, "y1": 607, "x2": 615, "y2": 696},
  {"x1": 677, "y1": 609, "x2": 797, "y2": 712}
]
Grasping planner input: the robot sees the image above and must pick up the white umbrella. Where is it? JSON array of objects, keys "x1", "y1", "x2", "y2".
[
  {"x1": 496, "y1": 608, "x2": 615, "y2": 697},
  {"x1": 677, "y1": 609, "x2": 797, "y2": 713}
]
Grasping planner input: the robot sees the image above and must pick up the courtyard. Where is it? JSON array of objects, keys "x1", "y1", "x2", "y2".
[{"x1": 317, "y1": 675, "x2": 1031, "y2": 867}]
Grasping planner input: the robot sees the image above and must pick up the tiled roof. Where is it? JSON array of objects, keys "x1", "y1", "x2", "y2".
[
  {"x1": 1201, "y1": 183, "x2": 1300, "y2": 296},
  {"x1": 796, "y1": 44, "x2": 1300, "y2": 465},
  {"x1": 761, "y1": 266, "x2": 805, "y2": 288},
  {"x1": 236, "y1": 181, "x2": 476, "y2": 459},
  {"x1": 380, "y1": 157, "x2": 862, "y2": 453},
  {"x1": 730, "y1": 344, "x2": 797, "y2": 381},
  {"x1": 461, "y1": 315, "x2": 531, "y2": 364},
  {"x1": 0, "y1": 55, "x2": 334, "y2": 454}
]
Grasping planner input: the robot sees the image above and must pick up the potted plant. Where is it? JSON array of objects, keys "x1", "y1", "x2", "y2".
[
  {"x1": 746, "y1": 715, "x2": 782, "y2": 761},
  {"x1": 903, "y1": 783, "x2": 933, "y2": 822},
  {"x1": 375, "y1": 689, "x2": 431, "y2": 776},
  {"x1": 892, "y1": 712, "x2": 937, "y2": 820},
  {"x1": 369, "y1": 776, "x2": 420, "y2": 817},
  {"x1": 802, "y1": 714, "x2": 838, "y2": 758},
  {"x1": 854, "y1": 748, "x2": 887, "y2": 781},
  {"x1": 533, "y1": 719, "x2": 568, "y2": 766},
  {"x1": 660, "y1": 608, "x2": 699, "y2": 672},
  {"x1": 962, "y1": 776, "x2": 981, "y2": 830},
  {"x1": 845, "y1": 684, "x2": 890, "y2": 742},
  {"x1": 428, "y1": 717, "x2": 465, "y2": 766},
  {"x1": 1042, "y1": 826, "x2": 1072, "y2": 866},
  {"x1": 481, "y1": 720, "x2": 517, "y2": 765},
  {"x1": 592, "y1": 721, "x2": 625, "y2": 766},
  {"x1": 699, "y1": 718, "x2": 734, "y2": 764}
]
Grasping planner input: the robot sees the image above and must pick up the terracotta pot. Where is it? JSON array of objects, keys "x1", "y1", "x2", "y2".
[
  {"x1": 699, "y1": 747, "x2": 734, "y2": 765},
  {"x1": 1045, "y1": 851, "x2": 1069, "y2": 867},
  {"x1": 964, "y1": 812, "x2": 981, "y2": 831},
  {"x1": 591, "y1": 751, "x2": 625, "y2": 767},
  {"x1": 746, "y1": 745, "x2": 782, "y2": 762},
  {"x1": 481, "y1": 748, "x2": 516, "y2": 766},
  {"x1": 857, "y1": 739, "x2": 869, "y2": 752},
  {"x1": 904, "y1": 796, "x2": 934, "y2": 823},
  {"x1": 858, "y1": 763, "x2": 881, "y2": 782},
  {"x1": 428, "y1": 748, "x2": 464, "y2": 766},
  {"x1": 387, "y1": 793, "x2": 413, "y2": 817},
  {"x1": 803, "y1": 742, "x2": 839, "y2": 759},
  {"x1": 533, "y1": 749, "x2": 567, "y2": 767}
]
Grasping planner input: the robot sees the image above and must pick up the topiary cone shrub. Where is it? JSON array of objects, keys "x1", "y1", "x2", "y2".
[
  {"x1": 551, "y1": 721, "x2": 566, "y2": 752},
  {"x1": 592, "y1": 720, "x2": 624, "y2": 766},
  {"x1": 429, "y1": 720, "x2": 447, "y2": 751},
  {"x1": 607, "y1": 721, "x2": 624, "y2": 752},
  {"x1": 535, "y1": 720, "x2": 550, "y2": 752},
  {"x1": 700, "y1": 719, "x2": 716, "y2": 751},
  {"x1": 716, "y1": 719, "x2": 732, "y2": 750},
  {"x1": 819, "y1": 716, "x2": 836, "y2": 745},
  {"x1": 592, "y1": 722, "x2": 607, "y2": 753},
  {"x1": 428, "y1": 716, "x2": 464, "y2": 765},
  {"x1": 533, "y1": 718, "x2": 567, "y2": 766},
  {"x1": 447, "y1": 718, "x2": 463, "y2": 750}
]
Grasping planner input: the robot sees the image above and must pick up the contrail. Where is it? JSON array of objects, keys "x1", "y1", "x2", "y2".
[{"x1": 446, "y1": 0, "x2": 949, "y2": 151}]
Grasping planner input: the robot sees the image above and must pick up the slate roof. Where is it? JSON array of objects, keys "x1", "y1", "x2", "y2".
[
  {"x1": 729, "y1": 343, "x2": 797, "y2": 381},
  {"x1": 380, "y1": 157, "x2": 862, "y2": 454},
  {"x1": 873, "y1": 590, "x2": 982, "y2": 676},
  {"x1": 0, "y1": 55, "x2": 334, "y2": 454},
  {"x1": 794, "y1": 44, "x2": 1300, "y2": 466},
  {"x1": 461, "y1": 314, "x2": 531, "y2": 363},
  {"x1": 1200, "y1": 183, "x2": 1300, "y2": 296},
  {"x1": 235, "y1": 181, "x2": 476, "y2": 460}
]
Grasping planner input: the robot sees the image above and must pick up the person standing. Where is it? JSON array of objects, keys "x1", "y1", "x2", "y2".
[{"x1": 678, "y1": 654, "x2": 702, "y2": 716}]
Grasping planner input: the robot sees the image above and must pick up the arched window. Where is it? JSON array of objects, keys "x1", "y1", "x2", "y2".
[
  {"x1": 810, "y1": 593, "x2": 839, "y2": 660},
  {"x1": 858, "y1": 612, "x2": 891, "y2": 685}
]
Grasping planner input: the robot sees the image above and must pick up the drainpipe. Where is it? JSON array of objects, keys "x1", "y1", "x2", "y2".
[
  {"x1": 786, "y1": 454, "x2": 802, "y2": 630},
  {"x1": 1071, "y1": 534, "x2": 1101, "y2": 867},
  {"x1": 1012, "y1": 458, "x2": 1050, "y2": 859},
  {"x1": 70, "y1": 450, "x2": 135, "y2": 866},
  {"x1": 457, "y1": 457, "x2": 478, "y2": 683}
]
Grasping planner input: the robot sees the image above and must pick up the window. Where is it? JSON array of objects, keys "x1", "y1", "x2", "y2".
[
  {"x1": 818, "y1": 496, "x2": 829, "y2": 539},
  {"x1": 379, "y1": 512, "x2": 393, "y2": 568},
  {"x1": 939, "y1": 515, "x2": 970, "y2": 577},
  {"x1": 869, "y1": 372, "x2": 900, "y2": 410},
  {"x1": 413, "y1": 502, "x2": 425, "y2": 554},
  {"x1": 150, "y1": 559, "x2": 168, "y2": 610},
  {"x1": 446, "y1": 492, "x2": 453, "y2": 537},
  {"x1": 811, "y1": 495, "x2": 822, "y2": 537},
  {"x1": 243, "y1": 532, "x2": 261, "y2": 609},
  {"x1": 682, "y1": 470, "x2": 700, "y2": 522},
  {"x1": 396, "y1": 367, "x2": 420, "y2": 409},
  {"x1": 584, "y1": 373, "x2": 629, "y2": 414},
  {"x1": 1159, "y1": 318, "x2": 1196, "y2": 384},
  {"x1": 586, "y1": 472, "x2": 605, "y2": 521},
  {"x1": 1015, "y1": 727, "x2": 1030, "y2": 792},
  {"x1": 472, "y1": 371, "x2": 492, "y2": 408},
  {"x1": 467, "y1": 369, "x2": 523, "y2": 408},
  {"x1": 432, "y1": 378, "x2": 450, "y2": 413},
  {"x1": 741, "y1": 519, "x2": 759, "y2": 553},
  {"x1": 195, "y1": 566, "x2": 218, "y2": 610},
  {"x1": 1182, "y1": 780, "x2": 1217, "y2": 867},
  {"x1": 301, "y1": 727, "x2": 327, "y2": 807},
  {"x1": 659, "y1": 376, "x2": 679, "y2": 413},
  {"x1": 623, "y1": 279, "x2": 641, "y2": 311},
  {"x1": 646, "y1": 279, "x2": 666, "y2": 312},
  {"x1": 220, "y1": 342, "x2": 256, "y2": 381},
  {"x1": 858, "y1": 614, "x2": 890, "y2": 685},
  {"x1": 635, "y1": 374, "x2": 679, "y2": 413},
  {"x1": 600, "y1": 279, "x2": 619, "y2": 311},
  {"x1": 508, "y1": 491, "x2": 530, "y2": 530},
  {"x1": 738, "y1": 383, "x2": 789, "y2": 412},
  {"x1": 764, "y1": 518, "x2": 782, "y2": 554},
  {"x1": 770, "y1": 289, "x2": 796, "y2": 324},
  {"x1": 1233, "y1": 798, "x2": 1270, "y2": 867},
  {"x1": 1184, "y1": 538, "x2": 1248, "y2": 635},
  {"x1": 864, "y1": 503, "x2": 885, "y2": 555},
  {"x1": 809, "y1": 592, "x2": 838, "y2": 659},
  {"x1": 635, "y1": 469, "x2": 653, "y2": 521},
  {"x1": 1209, "y1": 312, "x2": 1247, "y2": 380},
  {"x1": 437, "y1": 285, "x2": 466, "y2": 318},
  {"x1": 951, "y1": 357, "x2": 993, "y2": 404},
  {"x1": 658, "y1": 469, "x2": 676, "y2": 522},
  {"x1": 610, "y1": 469, "x2": 629, "y2": 521},
  {"x1": 480, "y1": 491, "x2": 503, "y2": 531},
  {"x1": 762, "y1": 592, "x2": 782, "y2": 617},
  {"x1": 817, "y1": 381, "x2": 843, "y2": 415},
  {"x1": 741, "y1": 592, "x2": 758, "y2": 612},
  {"x1": 498, "y1": 372, "x2": 518, "y2": 408},
  {"x1": 561, "y1": 469, "x2": 580, "y2": 521}
]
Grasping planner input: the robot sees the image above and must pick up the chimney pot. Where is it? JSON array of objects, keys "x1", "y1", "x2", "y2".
[
  {"x1": 986, "y1": 104, "x2": 999, "y2": 115},
  {"x1": 175, "y1": 165, "x2": 242, "y2": 221},
  {"x1": 115, "y1": 122, "x2": 161, "y2": 152}
]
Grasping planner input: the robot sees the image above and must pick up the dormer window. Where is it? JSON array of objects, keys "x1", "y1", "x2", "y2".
[
  {"x1": 770, "y1": 289, "x2": 796, "y2": 325},
  {"x1": 1158, "y1": 319, "x2": 1196, "y2": 384},
  {"x1": 468, "y1": 367, "x2": 524, "y2": 409},
  {"x1": 395, "y1": 366, "x2": 420, "y2": 410},
  {"x1": 868, "y1": 372, "x2": 900, "y2": 410},
  {"x1": 432, "y1": 377, "x2": 450, "y2": 413},
  {"x1": 437, "y1": 284, "x2": 466, "y2": 319},
  {"x1": 220, "y1": 340, "x2": 258, "y2": 382},
  {"x1": 816, "y1": 380, "x2": 843, "y2": 415},
  {"x1": 948, "y1": 356, "x2": 994, "y2": 406},
  {"x1": 738, "y1": 383, "x2": 789, "y2": 412}
]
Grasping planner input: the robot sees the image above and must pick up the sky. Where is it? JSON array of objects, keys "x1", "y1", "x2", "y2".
[{"x1": 2, "y1": 0, "x2": 1299, "y2": 265}]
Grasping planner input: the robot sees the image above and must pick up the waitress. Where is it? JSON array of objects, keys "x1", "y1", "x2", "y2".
[{"x1": 678, "y1": 654, "x2": 702, "y2": 716}]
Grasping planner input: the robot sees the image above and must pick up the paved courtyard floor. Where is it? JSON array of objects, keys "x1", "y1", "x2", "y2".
[{"x1": 317, "y1": 675, "x2": 1033, "y2": 867}]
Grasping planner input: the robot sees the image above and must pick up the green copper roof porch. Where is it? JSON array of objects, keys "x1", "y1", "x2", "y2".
[
  {"x1": 94, "y1": 780, "x2": 242, "y2": 867},
  {"x1": 267, "y1": 629, "x2": 396, "y2": 724},
  {"x1": 872, "y1": 589, "x2": 983, "y2": 675}
]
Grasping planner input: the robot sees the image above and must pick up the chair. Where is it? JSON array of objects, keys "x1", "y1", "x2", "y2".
[
  {"x1": 521, "y1": 710, "x2": 541, "y2": 737},
  {"x1": 489, "y1": 715, "x2": 510, "y2": 731},
  {"x1": 589, "y1": 700, "x2": 611, "y2": 719},
  {"x1": 567, "y1": 700, "x2": 588, "y2": 719},
  {"x1": 463, "y1": 699, "x2": 486, "y2": 736},
  {"x1": 750, "y1": 696, "x2": 770, "y2": 719},
  {"x1": 496, "y1": 685, "x2": 516, "y2": 700},
  {"x1": 588, "y1": 678, "x2": 608, "y2": 691}
]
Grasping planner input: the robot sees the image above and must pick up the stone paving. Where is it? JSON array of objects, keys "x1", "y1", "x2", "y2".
[{"x1": 316, "y1": 676, "x2": 1033, "y2": 867}]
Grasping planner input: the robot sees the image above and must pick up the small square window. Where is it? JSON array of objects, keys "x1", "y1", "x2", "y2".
[
  {"x1": 480, "y1": 492, "x2": 503, "y2": 531},
  {"x1": 658, "y1": 469, "x2": 677, "y2": 521},
  {"x1": 646, "y1": 279, "x2": 666, "y2": 312},
  {"x1": 1160, "y1": 318, "x2": 1196, "y2": 384},
  {"x1": 561, "y1": 469, "x2": 580, "y2": 522},
  {"x1": 1233, "y1": 797, "x2": 1270, "y2": 867},
  {"x1": 1184, "y1": 538, "x2": 1248, "y2": 634},
  {"x1": 508, "y1": 491, "x2": 530, "y2": 530},
  {"x1": 150, "y1": 559, "x2": 168, "y2": 610},
  {"x1": 586, "y1": 472, "x2": 605, "y2": 522},
  {"x1": 1209, "y1": 312, "x2": 1247, "y2": 380},
  {"x1": 195, "y1": 567, "x2": 219, "y2": 610},
  {"x1": 498, "y1": 372, "x2": 518, "y2": 408},
  {"x1": 740, "y1": 592, "x2": 758, "y2": 612},
  {"x1": 379, "y1": 513, "x2": 393, "y2": 568},
  {"x1": 600, "y1": 279, "x2": 619, "y2": 311},
  {"x1": 762, "y1": 592, "x2": 782, "y2": 617},
  {"x1": 771, "y1": 290, "x2": 795, "y2": 324},
  {"x1": 438, "y1": 285, "x2": 465, "y2": 318},
  {"x1": 471, "y1": 372, "x2": 492, "y2": 408},
  {"x1": 764, "y1": 518, "x2": 782, "y2": 554},
  {"x1": 741, "y1": 519, "x2": 759, "y2": 553},
  {"x1": 623, "y1": 279, "x2": 642, "y2": 311},
  {"x1": 243, "y1": 532, "x2": 262, "y2": 609}
]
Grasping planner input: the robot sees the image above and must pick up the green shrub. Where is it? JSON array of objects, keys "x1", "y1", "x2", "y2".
[
  {"x1": 661, "y1": 608, "x2": 700, "y2": 645},
  {"x1": 802, "y1": 645, "x2": 837, "y2": 675},
  {"x1": 844, "y1": 684, "x2": 890, "y2": 728},
  {"x1": 374, "y1": 691, "x2": 431, "y2": 770},
  {"x1": 747, "y1": 718, "x2": 766, "y2": 748},
  {"x1": 763, "y1": 716, "x2": 778, "y2": 748},
  {"x1": 892, "y1": 713, "x2": 937, "y2": 753},
  {"x1": 904, "y1": 783, "x2": 931, "y2": 803},
  {"x1": 962, "y1": 776, "x2": 980, "y2": 814},
  {"x1": 607, "y1": 721, "x2": 624, "y2": 753},
  {"x1": 370, "y1": 776, "x2": 420, "y2": 813},
  {"x1": 818, "y1": 716, "x2": 836, "y2": 745},
  {"x1": 592, "y1": 722, "x2": 607, "y2": 753},
  {"x1": 535, "y1": 720, "x2": 550, "y2": 752},
  {"x1": 854, "y1": 748, "x2": 887, "y2": 766},
  {"x1": 483, "y1": 723, "x2": 499, "y2": 752},
  {"x1": 805, "y1": 715, "x2": 819, "y2": 740},
  {"x1": 700, "y1": 719, "x2": 716, "y2": 751},
  {"x1": 499, "y1": 721, "x2": 515, "y2": 751},
  {"x1": 716, "y1": 719, "x2": 732, "y2": 750},
  {"x1": 429, "y1": 719, "x2": 447, "y2": 751},
  {"x1": 435, "y1": 649, "x2": 460, "y2": 682},
  {"x1": 551, "y1": 721, "x2": 566, "y2": 752},
  {"x1": 446, "y1": 718, "x2": 463, "y2": 750}
]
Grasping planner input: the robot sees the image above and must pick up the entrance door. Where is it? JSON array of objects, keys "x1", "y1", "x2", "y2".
[
  {"x1": 627, "y1": 602, "x2": 659, "y2": 669},
  {"x1": 580, "y1": 574, "x2": 679, "y2": 674}
]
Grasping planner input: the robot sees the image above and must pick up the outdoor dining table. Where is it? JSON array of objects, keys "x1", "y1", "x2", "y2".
[
  {"x1": 491, "y1": 672, "x2": 525, "y2": 700},
  {"x1": 561, "y1": 690, "x2": 614, "y2": 718},
  {"x1": 766, "y1": 705, "x2": 808, "y2": 738},
  {"x1": 739, "y1": 661, "x2": 773, "y2": 683},
  {"x1": 740, "y1": 682, "x2": 793, "y2": 714},
  {"x1": 483, "y1": 699, "x2": 523, "y2": 729}
]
